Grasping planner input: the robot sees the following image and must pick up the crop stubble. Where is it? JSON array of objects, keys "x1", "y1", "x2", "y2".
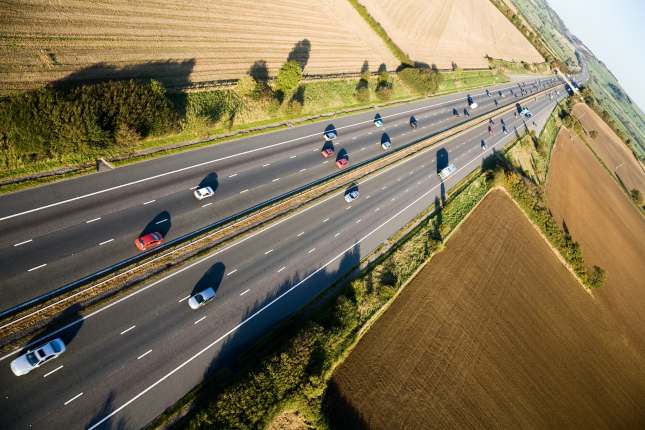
[
  {"x1": 0, "y1": 0, "x2": 398, "y2": 92},
  {"x1": 328, "y1": 189, "x2": 645, "y2": 429}
]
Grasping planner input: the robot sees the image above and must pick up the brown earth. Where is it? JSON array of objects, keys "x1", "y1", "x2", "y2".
[
  {"x1": 358, "y1": 0, "x2": 544, "y2": 69},
  {"x1": 267, "y1": 410, "x2": 312, "y2": 430},
  {"x1": 571, "y1": 103, "x2": 645, "y2": 197},
  {"x1": 0, "y1": 0, "x2": 398, "y2": 93},
  {"x1": 546, "y1": 127, "x2": 645, "y2": 355},
  {"x1": 326, "y1": 189, "x2": 645, "y2": 429}
]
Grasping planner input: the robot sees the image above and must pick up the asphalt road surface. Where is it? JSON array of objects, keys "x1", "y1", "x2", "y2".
[
  {"x1": 0, "y1": 84, "x2": 568, "y2": 430},
  {"x1": 0, "y1": 76, "x2": 561, "y2": 311}
]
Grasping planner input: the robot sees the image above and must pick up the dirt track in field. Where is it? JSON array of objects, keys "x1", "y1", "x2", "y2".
[
  {"x1": 326, "y1": 189, "x2": 645, "y2": 429},
  {"x1": 0, "y1": 0, "x2": 398, "y2": 92},
  {"x1": 571, "y1": 103, "x2": 645, "y2": 196},
  {"x1": 359, "y1": 0, "x2": 543, "y2": 68},
  {"x1": 547, "y1": 127, "x2": 645, "y2": 355}
]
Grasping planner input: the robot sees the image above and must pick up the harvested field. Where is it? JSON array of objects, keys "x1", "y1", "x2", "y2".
[
  {"x1": 572, "y1": 103, "x2": 645, "y2": 196},
  {"x1": 326, "y1": 189, "x2": 645, "y2": 429},
  {"x1": 358, "y1": 0, "x2": 543, "y2": 69},
  {"x1": 0, "y1": 0, "x2": 398, "y2": 93},
  {"x1": 547, "y1": 127, "x2": 645, "y2": 355}
]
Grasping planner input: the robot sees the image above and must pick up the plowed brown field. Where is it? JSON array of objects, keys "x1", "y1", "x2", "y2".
[
  {"x1": 547, "y1": 127, "x2": 645, "y2": 355},
  {"x1": 572, "y1": 103, "x2": 645, "y2": 196},
  {"x1": 327, "y1": 189, "x2": 645, "y2": 429},
  {"x1": 0, "y1": 0, "x2": 398, "y2": 92},
  {"x1": 358, "y1": 0, "x2": 543, "y2": 68}
]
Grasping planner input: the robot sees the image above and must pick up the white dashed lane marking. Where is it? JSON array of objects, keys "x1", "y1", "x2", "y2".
[
  {"x1": 240, "y1": 289, "x2": 250, "y2": 296},
  {"x1": 85, "y1": 218, "x2": 101, "y2": 224},
  {"x1": 226, "y1": 269, "x2": 238, "y2": 276},
  {"x1": 143, "y1": 200, "x2": 156, "y2": 205},
  {"x1": 99, "y1": 239, "x2": 114, "y2": 246},
  {"x1": 137, "y1": 350, "x2": 152, "y2": 360},
  {"x1": 64, "y1": 392, "x2": 83, "y2": 406},
  {"x1": 27, "y1": 264, "x2": 47, "y2": 272},
  {"x1": 120, "y1": 325, "x2": 136, "y2": 335},
  {"x1": 13, "y1": 239, "x2": 32, "y2": 247}
]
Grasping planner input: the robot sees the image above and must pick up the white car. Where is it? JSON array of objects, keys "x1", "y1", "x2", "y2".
[
  {"x1": 381, "y1": 139, "x2": 391, "y2": 150},
  {"x1": 438, "y1": 164, "x2": 456, "y2": 180},
  {"x1": 344, "y1": 189, "x2": 359, "y2": 203},
  {"x1": 323, "y1": 129, "x2": 337, "y2": 141},
  {"x1": 188, "y1": 287, "x2": 216, "y2": 310},
  {"x1": 11, "y1": 338, "x2": 66, "y2": 376},
  {"x1": 520, "y1": 108, "x2": 533, "y2": 118},
  {"x1": 193, "y1": 186, "x2": 214, "y2": 200},
  {"x1": 467, "y1": 95, "x2": 478, "y2": 109}
]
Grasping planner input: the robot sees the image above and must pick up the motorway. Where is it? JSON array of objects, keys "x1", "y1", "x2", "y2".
[
  {"x1": 0, "y1": 81, "x2": 567, "y2": 429},
  {"x1": 0, "y1": 75, "x2": 560, "y2": 311}
]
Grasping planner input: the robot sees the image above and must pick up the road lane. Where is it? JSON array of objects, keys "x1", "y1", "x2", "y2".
[
  {"x1": 0, "y1": 77, "x2": 561, "y2": 309},
  {"x1": 0, "y1": 89, "x2": 565, "y2": 430}
]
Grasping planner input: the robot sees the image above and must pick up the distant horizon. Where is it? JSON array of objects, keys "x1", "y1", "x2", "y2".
[{"x1": 548, "y1": 0, "x2": 645, "y2": 112}]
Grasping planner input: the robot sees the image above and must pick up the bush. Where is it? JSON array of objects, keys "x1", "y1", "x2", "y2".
[
  {"x1": 235, "y1": 75, "x2": 256, "y2": 98},
  {"x1": 589, "y1": 129, "x2": 598, "y2": 139},
  {"x1": 630, "y1": 189, "x2": 643, "y2": 205},
  {"x1": 398, "y1": 66, "x2": 441, "y2": 95},
  {"x1": 275, "y1": 60, "x2": 302, "y2": 101},
  {"x1": 355, "y1": 78, "x2": 370, "y2": 102},
  {"x1": 0, "y1": 79, "x2": 178, "y2": 166}
]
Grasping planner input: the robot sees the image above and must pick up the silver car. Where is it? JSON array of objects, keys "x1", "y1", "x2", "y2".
[
  {"x1": 344, "y1": 190, "x2": 359, "y2": 203},
  {"x1": 188, "y1": 287, "x2": 216, "y2": 310},
  {"x1": 11, "y1": 338, "x2": 66, "y2": 376},
  {"x1": 194, "y1": 186, "x2": 214, "y2": 200}
]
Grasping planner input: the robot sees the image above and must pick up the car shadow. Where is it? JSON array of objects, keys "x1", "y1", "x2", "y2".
[
  {"x1": 321, "y1": 141, "x2": 334, "y2": 152},
  {"x1": 140, "y1": 210, "x2": 172, "y2": 238},
  {"x1": 191, "y1": 262, "x2": 226, "y2": 298},
  {"x1": 198, "y1": 172, "x2": 219, "y2": 193},
  {"x1": 436, "y1": 148, "x2": 449, "y2": 173},
  {"x1": 18, "y1": 303, "x2": 84, "y2": 357}
]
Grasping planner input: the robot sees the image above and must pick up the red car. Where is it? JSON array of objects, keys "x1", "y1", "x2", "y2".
[
  {"x1": 135, "y1": 232, "x2": 164, "y2": 251},
  {"x1": 336, "y1": 157, "x2": 349, "y2": 168},
  {"x1": 321, "y1": 147, "x2": 334, "y2": 158}
]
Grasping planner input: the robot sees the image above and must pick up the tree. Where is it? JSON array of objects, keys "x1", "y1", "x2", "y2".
[
  {"x1": 235, "y1": 74, "x2": 256, "y2": 98},
  {"x1": 275, "y1": 60, "x2": 302, "y2": 101},
  {"x1": 589, "y1": 130, "x2": 598, "y2": 139},
  {"x1": 630, "y1": 188, "x2": 643, "y2": 206},
  {"x1": 587, "y1": 265, "x2": 606, "y2": 289}
]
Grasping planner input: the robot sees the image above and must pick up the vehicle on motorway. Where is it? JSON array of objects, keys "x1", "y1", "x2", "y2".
[
  {"x1": 344, "y1": 189, "x2": 360, "y2": 203},
  {"x1": 135, "y1": 232, "x2": 164, "y2": 251},
  {"x1": 409, "y1": 116, "x2": 418, "y2": 128},
  {"x1": 467, "y1": 94, "x2": 478, "y2": 109},
  {"x1": 323, "y1": 128, "x2": 337, "y2": 141},
  {"x1": 11, "y1": 338, "x2": 65, "y2": 376},
  {"x1": 489, "y1": 118, "x2": 495, "y2": 125},
  {"x1": 485, "y1": 89, "x2": 491, "y2": 97},
  {"x1": 487, "y1": 125, "x2": 493, "y2": 135},
  {"x1": 193, "y1": 186, "x2": 214, "y2": 200},
  {"x1": 374, "y1": 114, "x2": 384, "y2": 127},
  {"x1": 188, "y1": 287, "x2": 216, "y2": 310},
  {"x1": 502, "y1": 125, "x2": 509, "y2": 134},
  {"x1": 336, "y1": 156, "x2": 349, "y2": 168},
  {"x1": 321, "y1": 147, "x2": 335, "y2": 158},
  {"x1": 380, "y1": 137, "x2": 391, "y2": 150},
  {"x1": 438, "y1": 164, "x2": 456, "y2": 180},
  {"x1": 499, "y1": 90, "x2": 505, "y2": 97},
  {"x1": 481, "y1": 140, "x2": 487, "y2": 150},
  {"x1": 520, "y1": 108, "x2": 533, "y2": 118},
  {"x1": 452, "y1": 108, "x2": 460, "y2": 116}
]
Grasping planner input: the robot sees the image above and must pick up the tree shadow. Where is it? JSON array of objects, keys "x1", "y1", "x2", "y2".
[
  {"x1": 287, "y1": 39, "x2": 311, "y2": 71},
  {"x1": 249, "y1": 60, "x2": 269, "y2": 84},
  {"x1": 198, "y1": 172, "x2": 219, "y2": 193},
  {"x1": 190, "y1": 262, "x2": 226, "y2": 298},
  {"x1": 84, "y1": 391, "x2": 128, "y2": 430},
  {"x1": 140, "y1": 211, "x2": 172, "y2": 238},
  {"x1": 167, "y1": 244, "x2": 364, "y2": 429},
  {"x1": 51, "y1": 59, "x2": 196, "y2": 90},
  {"x1": 323, "y1": 378, "x2": 370, "y2": 430},
  {"x1": 377, "y1": 63, "x2": 387, "y2": 74},
  {"x1": 360, "y1": 60, "x2": 369, "y2": 75}
]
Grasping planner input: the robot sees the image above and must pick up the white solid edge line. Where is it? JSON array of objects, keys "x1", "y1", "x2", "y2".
[
  {"x1": 0, "y1": 88, "x2": 559, "y2": 360},
  {"x1": 1, "y1": 79, "x2": 551, "y2": 222},
  {"x1": 86, "y1": 128, "x2": 516, "y2": 429},
  {"x1": 64, "y1": 392, "x2": 83, "y2": 406},
  {"x1": 43, "y1": 365, "x2": 63, "y2": 378}
]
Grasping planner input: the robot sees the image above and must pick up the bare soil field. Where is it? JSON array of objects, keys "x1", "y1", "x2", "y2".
[
  {"x1": 358, "y1": 0, "x2": 543, "y2": 69},
  {"x1": 547, "y1": 128, "x2": 645, "y2": 355},
  {"x1": 0, "y1": 0, "x2": 398, "y2": 93},
  {"x1": 572, "y1": 103, "x2": 645, "y2": 196},
  {"x1": 326, "y1": 189, "x2": 645, "y2": 429}
]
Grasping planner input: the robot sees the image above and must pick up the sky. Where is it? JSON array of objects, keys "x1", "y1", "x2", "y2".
[{"x1": 548, "y1": 0, "x2": 645, "y2": 111}]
